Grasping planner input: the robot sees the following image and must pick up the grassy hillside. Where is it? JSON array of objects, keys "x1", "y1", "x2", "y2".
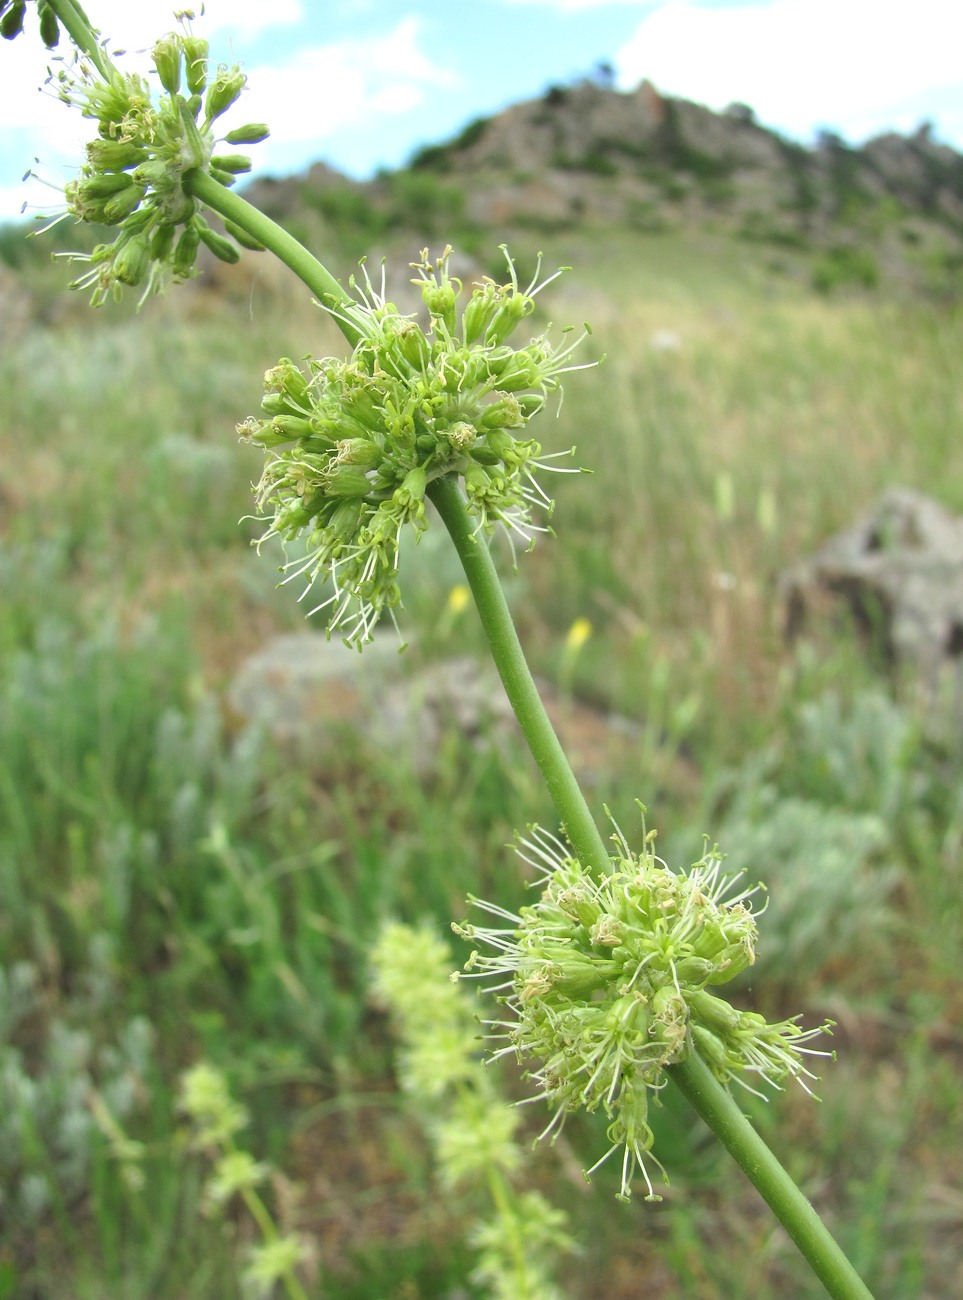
[{"x1": 0, "y1": 221, "x2": 961, "y2": 1297}]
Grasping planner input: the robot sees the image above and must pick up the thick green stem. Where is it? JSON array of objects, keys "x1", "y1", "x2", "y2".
[
  {"x1": 49, "y1": 0, "x2": 113, "y2": 78},
  {"x1": 184, "y1": 172, "x2": 360, "y2": 344},
  {"x1": 429, "y1": 472, "x2": 873, "y2": 1300},
  {"x1": 671, "y1": 1052, "x2": 873, "y2": 1300},
  {"x1": 426, "y1": 474, "x2": 610, "y2": 876}
]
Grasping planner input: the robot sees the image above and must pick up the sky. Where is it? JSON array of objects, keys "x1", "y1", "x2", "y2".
[{"x1": 2, "y1": 0, "x2": 963, "y2": 222}]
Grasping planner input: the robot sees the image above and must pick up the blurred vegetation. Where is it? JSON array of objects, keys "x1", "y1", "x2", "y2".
[{"x1": 0, "y1": 211, "x2": 961, "y2": 1298}]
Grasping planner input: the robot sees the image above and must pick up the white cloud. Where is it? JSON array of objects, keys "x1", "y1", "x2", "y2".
[
  {"x1": 615, "y1": 0, "x2": 963, "y2": 143},
  {"x1": 2, "y1": 8, "x2": 452, "y2": 218},
  {"x1": 78, "y1": 1, "x2": 303, "y2": 48},
  {"x1": 241, "y1": 18, "x2": 459, "y2": 148},
  {"x1": 501, "y1": 0, "x2": 646, "y2": 9}
]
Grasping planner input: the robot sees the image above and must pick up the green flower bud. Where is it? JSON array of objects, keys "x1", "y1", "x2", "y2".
[
  {"x1": 86, "y1": 138, "x2": 149, "y2": 171},
  {"x1": 462, "y1": 282, "x2": 500, "y2": 345},
  {"x1": 130, "y1": 159, "x2": 170, "y2": 188},
  {"x1": 149, "y1": 223, "x2": 175, "y2": 261},
  {"x1": 224, "y1": 123, "x2": 270, "y2": 145},
  {"x1": 326, "y1": 497, "x2": 365, "y2": 541},
  {"x1": 152, "y1": 34, "x2": 182, "y2": 96},
  {"x1": 38, "y1": 0, "x2": 59, "y2": 48},
  {"x1": 479, "y1": 393, "x2": 524, "y2": 431},
  {"x1": 205, "y1": 66, "x2": 246, "y2": 122},
  {"x1": 336, "y1": 438, "x2": 382, "y2": 468},
  {"x1": 208, "y1": 167, "x2": 239, "y2": 188},
  {"x1": 173, "y1": 224, "x2": 201, "y2": 278},
  {"x1": 422, "y1": 281, "x2": 458, "y2": 335},
  {"x1": 264, "y1": 360, "x2": 309, "y2": 403},
  {"x1": 102, "y1": 184, "x2": 148, "y2": 223},
  {"x1": 688, "y1": 989, "x2": 742, "y2": 1035},
  {"x1": 196, "y1": 224, "x2": 240, "y2": 265},
  {"x1": 79, "y1": 171, "x2": 136, "y2": 199},
  {"x1": 517, "y1": 392, "x2": 546, "y2": 418},
  {"x1": 113, "y1": 234, "x2": 151, "y2": 287},
  {"x1": 210, "y1": 154, "x2": 252, "y2": 175},
  {"x1": 224, "y1": 220, "x2": 265, "y2": 252},
  {"x1": 393, "y1": 320, "x2": 431, "y2": 371},
  {"x1": 690, "y1": 1024, "x2": 729, "y2": 1077},
  {"x1": 0, "y1": 2, "x2": 25, "y2": 40},
  {"x1": 325, "y1": 463, "x2": 372, "y2": 498},
  {"x1": 487, "y1": 291, "x2": 535, "y2": 345},
  {"x1": 183, "y1": 37, "x2": 209, "y2": 95},
  {"x1": 268, "y1": 415, "x2": 314, "y2": 441}
]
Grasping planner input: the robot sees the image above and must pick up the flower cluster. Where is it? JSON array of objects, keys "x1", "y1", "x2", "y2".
[
  {"x1": 49, "y1": 18, "x2": 267, "y2": 304},
  {"x1": 371, "y1": 922, "x2": 576, "y2": 1297},
  {"x1": 454, "y1": 821, "x2": 834, "y2": 1201},
  {"x1": 178, "y1": 1063, "x2": 312, "y2": 1296},
  {"x1": 243, "y1": 247, "x2": 593, "y2": 647}
]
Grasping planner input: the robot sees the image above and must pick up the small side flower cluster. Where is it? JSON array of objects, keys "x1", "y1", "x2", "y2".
[
  {"x1": 371, "y1": 922, "x2": 576, "y2": 1298},
  {"x1": 243, "y1": 247, "x2": 594, "y2": 647},
  {"x1": 178, "y1": 1064, "x2": 313, "y2": 1299},
  {"x1": 454, "y1": 820, "x2": 834, "y2": 1201},
  {"x1": 48, "y1": 19, "x2": 267, "y2": 303}
]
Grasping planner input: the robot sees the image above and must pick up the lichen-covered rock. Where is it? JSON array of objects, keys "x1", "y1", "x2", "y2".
[{"x1": 781, "y1": 487, "x2": 963, "y2": 682}]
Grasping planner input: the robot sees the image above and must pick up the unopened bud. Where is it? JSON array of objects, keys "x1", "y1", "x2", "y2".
[
  {"x1": 325, "y1": 464, "x2": 373, "y2": 498},
  {"x1": 183, "y1": 36, "x2": 209, "y2": 95},
  {"x1": 113, "y1": 234, "x2": 151, "y2": 287},
  {"x1": 102, "y1": 184, "x2": 147, "y2": 223},
  {"x1": 173, "y1": 224, "x2": 201, "y2": 278},
  {"x1": 224, "y1": 220, "x2": 265, "y2": 252},
  {"x1": 224, "y1": 123, "x2": 270, "y2": 145},
  {"x1": 38, "y1": 0, "x2": 59, "y2": 47},
  {"x1": 197, "y1": 224, "x2": 240, "y2": 265},
  {"x1": 210, "y1": 154, "x2": 252, "y2": 175},
  {"x1": 152, "y1": 34, "x2": 182, "y2": 96}
]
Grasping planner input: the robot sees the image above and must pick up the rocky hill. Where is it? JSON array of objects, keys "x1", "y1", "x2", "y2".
[{"x1": 246, "y1": 76, "x2": 963, "y2": 296}]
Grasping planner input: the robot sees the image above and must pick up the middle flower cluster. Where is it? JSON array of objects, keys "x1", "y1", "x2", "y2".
[{"x1": 243, "y1": 247, "x2": 593, "y2": 647}]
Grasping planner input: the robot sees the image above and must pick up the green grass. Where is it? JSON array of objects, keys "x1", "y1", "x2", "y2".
[{"x1": 0, "y1": 224, "x2": 961, "y2": 1296}]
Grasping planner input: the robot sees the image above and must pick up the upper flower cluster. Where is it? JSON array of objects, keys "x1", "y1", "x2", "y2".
[
  {"x1": 455, "y1": 819, "x2": 833, "y2": 1201},
  {"x1": 49, "y1": 19, "x2": 267, "y2": 303},
  {"x1": 243, "y1": 247, "x2": 594, "y2": 647}
]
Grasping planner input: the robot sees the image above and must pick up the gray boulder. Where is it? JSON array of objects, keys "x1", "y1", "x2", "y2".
[{"x1": 781, "y1": 487, "x2": 963, "y2": 682}]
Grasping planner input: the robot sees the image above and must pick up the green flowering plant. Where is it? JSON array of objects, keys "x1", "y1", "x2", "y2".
[
  {"x1": 241, "y1": 247, "x2": 592, "y2": 647},
  {"x1": 456, "y1": 821, "x2": 833, "y2": 1201},
  {"x1": 8, "y1": 6, "x2": 876, "y2": 1296}
]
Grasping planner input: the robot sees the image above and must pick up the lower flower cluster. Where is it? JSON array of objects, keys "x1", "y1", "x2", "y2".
[{"x1": 455, "y1": 821, "x2": 833, "y2": 1200}]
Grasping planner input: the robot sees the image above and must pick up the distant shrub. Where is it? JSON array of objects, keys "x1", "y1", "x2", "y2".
[
  {"x1": 811, "y1": 244, "x2": 880, "y2": 293},
  {"x1": 387, "y1": 170, "x2": 467, "y2": 235},
  {"x1": 409, "y1": 116, "x2": 489, "y2": 171}
]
